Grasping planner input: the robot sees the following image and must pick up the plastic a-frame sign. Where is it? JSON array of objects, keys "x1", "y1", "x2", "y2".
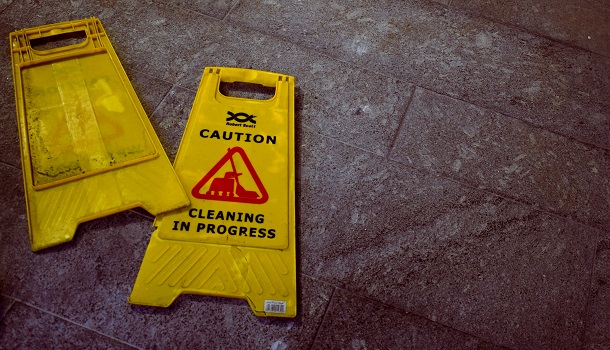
[
  {"x1": 130, "y1": 67, "x2": 296, "y2": 318},
  {"x1": 9, "y1": 18, "x2": 190, "y2": 251}
]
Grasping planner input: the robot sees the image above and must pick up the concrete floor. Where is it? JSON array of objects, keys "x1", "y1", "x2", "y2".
[{"x1": 1, "y1": 0, "x2": 609, "y2": 349}]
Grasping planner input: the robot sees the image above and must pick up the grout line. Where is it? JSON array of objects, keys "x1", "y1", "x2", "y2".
[
  {"x1": 338, "y1": 287, "x2": 514, "y2": 350},
  {"x1": 0, "y1": 0, "x2": 15, "y2": 16},
  {"x1": 149, "y1": 83, "x2": 179, "y2": 118},
  {"x1": 303, "y1": 124, "x2": 610, "y2": 235},
  {"x1": 414, "y1": 87, "x2": 610, "y2": 152},
  {"x1": 578, "y1": 230, "x2": 604, "y2": 350},
  {"x1": 222, "y1": 0, "x2": 241, "y2": 21},
  {"x1": 446, "y1": 4, "x2": 610, "y2": 60},
  {"x1": 128, "y1": 209, "x2": 155, "y2": 221},
  {"x1": 301, "y1": 125, "x2": 383, "y2": 158},
  {"x1": 296, "y1": 278, "x2": 513, "y2": 350},
  {"x1": 125, "y1": 67, "x2": 177, "y2": 94},
  {"x1": 388, "y1": 154, "x2": 610, "y2": 235},
  {"x1": 222, "y1": 17, "x2": 399, "y2": 82},
  {"x1": 386, "y1": 85, "x2": 417, "y2": 159},
  {"x1": 0, "y1": 160, "x2": 20, "y2": 171},
  {"x1": 308, "y1": 284, "x2": 337, "y2": 350},
  {"x1": 0, "y1": 294, "x2": 16, "y2": 321},
  {"x1": 5, "y1": 297, "x2": 145, "y2": 350}
]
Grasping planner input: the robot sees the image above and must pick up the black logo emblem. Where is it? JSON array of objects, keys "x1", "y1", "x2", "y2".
[{"x1": 226, "y1": 111, "x2": 256, "y2": 124}]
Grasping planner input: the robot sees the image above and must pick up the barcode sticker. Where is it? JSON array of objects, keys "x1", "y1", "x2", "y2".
[{"x1": 264, "y1": 300, "x2": 287, "y2": 314}]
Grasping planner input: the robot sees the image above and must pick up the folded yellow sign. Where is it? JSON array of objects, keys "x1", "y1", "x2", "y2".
[
  {"x1": 130, "y1": 67, "x2": 297, "y2": 318},
  {"x1": 10, "y1": 18, "x2": 189, "y2": 251}
]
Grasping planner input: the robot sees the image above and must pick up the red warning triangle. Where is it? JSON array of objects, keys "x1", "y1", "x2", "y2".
[{"x1": 191, "y1": 147, "x2": 268, "y2": 204}]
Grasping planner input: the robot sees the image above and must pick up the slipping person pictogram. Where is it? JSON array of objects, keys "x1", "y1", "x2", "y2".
[{"x1": 192, "y1": 147, "x2": 268, "y2": 204}]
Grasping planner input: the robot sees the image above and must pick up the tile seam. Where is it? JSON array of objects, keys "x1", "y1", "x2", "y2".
[
  {"x1": 304, "y1": 283, "x2": 514, "y2": 350},
  {"x1": 301, "y1": 125, "x2": 381, "y2": 159},
  {"x1": 0, "y1": 0, "x2": 16, "y2": 16},
  {"x1": 127, "y1": 209, "x2": 155, "y2": 221},
  {"x1": 124, "y1": 67, "x2": 176, "y2": 95},
  {"x1": 0, "y1": 294, "x2": 16, "y2": 321},
  {"x1": 413, "y1": 87, "x2": 610, "y2": 152},
  {"x1": 0, "y1": 160, "x2": 20, "y2": 171},
  {"x1": 386, "y1": 85, "x2": 417, "y2": 159},
  {"x1": 578, "y1": 230, "x2": 605, "y2": 350},
  {"x1": 388, "y1": 154, "x2": 610, "y2": 235},
  {"x1": 304, "y1": 126, "x2": 610, "y2": 234},
  {"x1": 222, "y1": 0, "x2": 241, "y2": 21},
  {"x1": 308, "y1": 285, "x2": 337, "y2": 350},
  {"x1": 150, "y1": 83, "x2": 179, "y2": 119},
  {"x1": 446, "y1": 4, "x2": 610, "y2": 60},
  {"x1": 221, "y1": 17, "x2": 398, "y2": 81},
  {"x1": 4, "y1": 297, "x2": 144, "y2": 350}
]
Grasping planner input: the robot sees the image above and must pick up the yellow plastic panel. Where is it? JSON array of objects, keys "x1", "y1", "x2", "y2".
[
  {"x1": 130, "y1": 67, "x2": 296, "y2": 318},
  {"x1": 10, "y1": 18, "x2": 190, "y2": 251}
]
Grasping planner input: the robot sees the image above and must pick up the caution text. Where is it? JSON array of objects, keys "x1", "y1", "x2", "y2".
[{"x1": 200, "y1": 129, "x2": 276, "y2": 145}]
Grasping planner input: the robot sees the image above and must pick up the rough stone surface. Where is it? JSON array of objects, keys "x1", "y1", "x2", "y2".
[
  {"x1": 312, "y1": 288, "x2": 503, "y2": 349},
  {"x1": 0, "y1": 0, "x2": 13, "y2": 13},
  {"x1": 299, "y1": 132, "x2": 599, "y2": 350},
  {"x1": 157, "y1": 0, "x2": 237, "y2": 19},
  {"x1": 0, "y1": 295, "x2": 14, "y2": 321},
  {"x1": 229, "y1": 0, "x2": 610, "y2": 149},
  {"x1": 450, "y1": 0, "x2": 610, "y2": 58},
  {"x1": 0, "y1": 302, "x2": 137, "y2": 349},
  {"x1": 1, "y1": 21, "x2": 21, "y2": 168},
  {"x1": 585, "y1": 238, "x2": 610, "y2": 350},
  {"x1": 390, "y1": 87, "x2": 610, "y2": 231}
]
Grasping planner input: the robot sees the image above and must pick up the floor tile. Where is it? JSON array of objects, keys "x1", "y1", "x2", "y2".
[
  {"x1": 229, "y1": 0, "x2": 610, "y2": 148},
  {"x1": 0, "y1": 302, "x2": 137, "y2": 350},
  {"x1": 312, "y1": 288, "x2": 503, "y2": 349},
  {"x1": 390, "y1": 87, "x2": 610, "y2": 231},
  {"x1": 298, "y1": 131, "x2": 598, "y2": 350},
  {"x1": 585, "y1": 237, "x2": 610, "y2": 350},
  {"x1": 451, "y1": 0, "x2": 610, "y2": 58}
]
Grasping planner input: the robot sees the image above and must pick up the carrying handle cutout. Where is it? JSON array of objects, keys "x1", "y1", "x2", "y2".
[
  {"x1": 205, "y1": 67, "x2": 291, "y2": 106},
  {"x1": 30, "y1": 30, "x2": 88, "y2": 52},
  {"x1": 219, "y1": 81, "x2": 276, "y2": 101}
]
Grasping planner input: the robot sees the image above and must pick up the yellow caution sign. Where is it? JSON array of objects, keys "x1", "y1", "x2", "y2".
[
  {"x1": 10, "y1": 18, "x2": 190, "y2": 251},
  {"x1": 130, "y1": 67, "x2": 296, "y2": 318}
]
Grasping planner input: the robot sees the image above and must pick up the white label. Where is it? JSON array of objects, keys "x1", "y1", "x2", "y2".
[{"x1": 264, "y1": 300, "x2": 287, "y2": 314}]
